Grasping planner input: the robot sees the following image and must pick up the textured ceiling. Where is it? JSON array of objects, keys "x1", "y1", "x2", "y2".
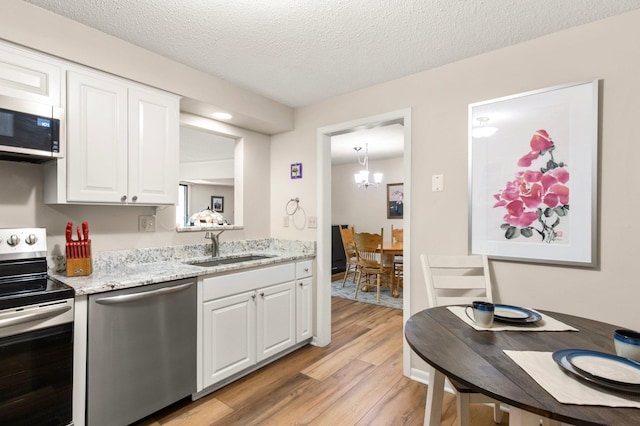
[{"x1": 22, "y1": 0, "x2": 640, "y2": 108}]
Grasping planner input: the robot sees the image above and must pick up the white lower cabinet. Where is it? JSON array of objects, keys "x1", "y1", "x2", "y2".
[
  {"x1": 296, "y1": 260, "x2": 313, "y2": 342},
  {"x1": 296, "y1": 276, "x2": 313, "y2": 342},
  {"x1": 256, "y1": 281, "x2": 296, "y2": 361},
  {"x1": 203, "y1": 291, "x2": 256, "y2": 385},
  {"x1": 199, "y1": 261, "x2": 313, "y2": 391}
]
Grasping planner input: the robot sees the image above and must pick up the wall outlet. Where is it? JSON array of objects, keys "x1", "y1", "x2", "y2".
[
  {"x1": 283, "y1": 215, "x2": 289, "y2": 227},
  {"x1": 308, "y1": 216, "x2": 317, "y2": 228},
  {"x1": 138, "y1": 215, "x2": 156, "y2": 232}
]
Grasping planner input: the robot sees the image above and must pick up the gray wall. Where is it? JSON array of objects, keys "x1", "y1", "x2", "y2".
[{"x1": 271, "y1": 9, "x2": 640, "y2": 339}]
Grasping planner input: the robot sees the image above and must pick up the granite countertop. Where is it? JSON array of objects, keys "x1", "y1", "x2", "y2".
[{"x1": 50, "y1": 239, "x2": 315, "y2": 296}]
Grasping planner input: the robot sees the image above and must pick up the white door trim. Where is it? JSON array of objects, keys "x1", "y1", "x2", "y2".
[{"x1": 316, "y1": 108, "x2": 412, "y2": 375}]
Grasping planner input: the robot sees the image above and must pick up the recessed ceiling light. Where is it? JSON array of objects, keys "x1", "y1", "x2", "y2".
[{"x1": 211, "y1": 112, "x2": 232, "y2": 120}]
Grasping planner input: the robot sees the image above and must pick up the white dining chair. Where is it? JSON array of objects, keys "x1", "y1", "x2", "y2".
[
  {"x1": 420, "y1": 254, "x2": 561, "y2": 426},
  {"x1": 420, "y1": 254, "x2": 503, "y2": 425}
]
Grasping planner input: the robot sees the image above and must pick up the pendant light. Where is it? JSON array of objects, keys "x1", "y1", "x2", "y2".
[{"x1": 353, "y1": 143, "x2": 383, "y2": 188}]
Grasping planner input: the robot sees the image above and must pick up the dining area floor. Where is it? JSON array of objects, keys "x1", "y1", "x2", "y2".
[
  {"x1": 136, "y1": 297, "x2": 506, "y2": 425},
  {"x1": 331, "y1": 271, "x2": 402, "y2": 310}
]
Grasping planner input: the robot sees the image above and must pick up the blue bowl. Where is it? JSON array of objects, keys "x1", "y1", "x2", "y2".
[{"x1": 614, "y1": 329, "x2": 640, "y2": 361}]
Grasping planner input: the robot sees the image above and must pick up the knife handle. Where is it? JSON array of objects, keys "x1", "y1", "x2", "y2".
[
  {"x1": 66, "y1": 222, "x2": 73, "y2": 243},
  {"x1": 82, "y1": 221, "x2": 89, "y2": 239}
]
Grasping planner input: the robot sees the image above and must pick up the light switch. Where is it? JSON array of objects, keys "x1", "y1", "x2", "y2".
[
  {"x1": 432, "y1": 174, "x2": 444, "y2": 191},
  {"x1": 283, "y1": 216, "x2": 289, "y2": 227}
]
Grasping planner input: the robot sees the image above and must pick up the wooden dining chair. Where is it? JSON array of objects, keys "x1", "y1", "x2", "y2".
[
  {"x1": 353, "y1": 229, "x2": 392, "y2": 303},
  {"x1": 390, "y1": 224, "x2": 403, "y2": 289},
  {"x1": 420, "y1": 254, "x2": 503, "y2": 426},
  {"x1": 339, "y1": 226, "x2": 358, "y2": 287}
]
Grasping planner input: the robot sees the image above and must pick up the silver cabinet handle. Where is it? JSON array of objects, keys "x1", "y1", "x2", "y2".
[
  {"x1": 131, "y1": 195, "x2": 138, "y2": 202},
  {"x1": 304, "y1": 267, "x2": 309, "y2": 272},
  {"x1": 260, "y1": 292, "x2": 265, "y2": 298},
  {"x1": 251, "y1": 294, "x2": 256, "y2": 301},
  {"x1": 95, "y1": 282, "x2": 193, "y2": 305},
  {"x1": 0, "y1": 304, "x2": 71, "y2": 328},
  {"x1": 121, "y1": 195, "x2": 127, "y2": 202}
]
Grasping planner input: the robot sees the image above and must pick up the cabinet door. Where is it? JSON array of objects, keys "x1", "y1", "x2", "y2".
[
  {"x1": 203, "y1": 291, "x2": 256, "y2": 387},
  {"x1": 128, "y1": 87, "x2": 179, "y2": 205},
  {"x1": 0, "y1": 42, "x2": 62, "y2": 106},
  {"x1": 296, "y1": 277, "x2": 313, "y2": 342},
  {"x1": 66, "y1": 70, "x2": 128, "y2": 203},
  {"x1": 256, "y1": 281, "x2": 295, "y2": 362}
]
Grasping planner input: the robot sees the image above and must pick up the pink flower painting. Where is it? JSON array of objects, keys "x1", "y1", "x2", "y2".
[{"x1": 493, "y1": 130, "x2": 569, "y2": 243}]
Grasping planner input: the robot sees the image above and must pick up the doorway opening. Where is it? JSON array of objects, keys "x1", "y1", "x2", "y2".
[{"x1": 316, "y1": 109, "x2": 411, "y2": 375}]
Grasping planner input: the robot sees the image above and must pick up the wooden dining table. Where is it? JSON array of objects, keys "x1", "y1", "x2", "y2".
[
  {"x1": 405, "y1": 306, "x2": 640, "y2": 426},
  {"x1": 382, "y1": 241, "x2": 403, "y2": 256},
  {"x1": 384, "y1": 241, "x2": 402, "y2": 298}
]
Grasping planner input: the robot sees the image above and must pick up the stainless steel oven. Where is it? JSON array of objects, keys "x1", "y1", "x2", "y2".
[{"x1": 0, "y1": 228, "x2": 74, "y2": 426}]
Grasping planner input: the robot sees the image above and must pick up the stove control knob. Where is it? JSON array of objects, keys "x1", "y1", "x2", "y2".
[
  {"x1": 25, "y1": 234, "x2": 38, "y2": 245},
  {"x1": 7, "y1": 234, "x2": 20, "y2": 247}
]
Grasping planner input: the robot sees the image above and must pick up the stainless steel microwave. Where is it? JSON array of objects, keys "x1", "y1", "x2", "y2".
[{"x1": 0, "y1": 95, "x2": 64, "y2": 163}]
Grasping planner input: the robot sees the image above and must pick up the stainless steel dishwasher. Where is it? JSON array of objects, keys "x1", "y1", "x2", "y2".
[{"x1": 87, "y1": 278, "x2": 196, "y2": 426}]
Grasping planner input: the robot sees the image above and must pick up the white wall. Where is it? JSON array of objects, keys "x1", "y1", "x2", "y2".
[
  {"x1": 1, "y1": 0, "x2": 292, "y2": 134},
  {"x1": 189, "y1": 184, "x2": 235, "y2": 225},
  {"x1": 0, "y1": 2, "x2": 274, "y2": 254},
  {"x1": 271, "y1": 8, "x2": 640, "y2": 346},
  {"x1": 332, "y1": 157, "x2": 403, "y2": 241},
  {"x1": 0, "y1": 118, "x2": 269, "y2": 254}
]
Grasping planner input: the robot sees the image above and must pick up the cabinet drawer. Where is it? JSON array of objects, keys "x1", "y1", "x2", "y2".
[
  {"x1": 202, "y1": 262, "x2": 296, "y2": 301},
  {"x1": 296, "y1": 260, "x2": 313, "y2": 279}
]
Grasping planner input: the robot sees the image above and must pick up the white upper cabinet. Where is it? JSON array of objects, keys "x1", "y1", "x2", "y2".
[
  {"x1": 46, "y1": 67, "x2": 180, "y2": 205},
  {"x1": 128, "y1": 87, "x2": 179, "y2": 205},
  {"x1": 0, "y1": 42, "x2": 63, "y2": 106},
  {"x1": 66, "y1": 70, "x2": 128, "y2": 203}
]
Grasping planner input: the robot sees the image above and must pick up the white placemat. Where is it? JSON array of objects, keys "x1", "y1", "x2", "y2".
[
  {"x1": 505, "y1": 350, "x2": 640, "y2": 408},
  {"x1": 447, "y1": 306, "x2": 578, "y2": 331}
]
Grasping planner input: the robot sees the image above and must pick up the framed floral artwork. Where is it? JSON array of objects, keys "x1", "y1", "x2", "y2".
[
  {"x1": 468, "y1": 80, "x2": 598, "y2": 265},
  {"x1": 387, "y1": 183, "x2": 404, "y2": 219}
]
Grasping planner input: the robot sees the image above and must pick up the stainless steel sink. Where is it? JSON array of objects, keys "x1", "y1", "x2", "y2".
[{"x1": 186, "y1": 255, "x2": 273, "y2": 267}]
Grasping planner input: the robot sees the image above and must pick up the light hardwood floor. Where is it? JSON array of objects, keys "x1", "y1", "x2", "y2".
[{"x1": 137, "y1": 297, "x2": 509, "y2": 425}]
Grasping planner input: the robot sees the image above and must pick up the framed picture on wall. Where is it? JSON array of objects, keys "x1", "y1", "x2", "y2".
[
  {"x1": 291, "y1": 163, "x2": 303, "y2": 179},
  {"x1": 211, "y1": 196, "x2": 224, "y2": 213},
  {"x1": 387, "y1": 183, "x2": 404, "y2": 219},
  {"x1": 469, "y1": 80, "x2": 598, "y2": 265}
]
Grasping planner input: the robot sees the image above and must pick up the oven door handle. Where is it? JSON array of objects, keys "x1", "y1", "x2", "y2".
[
  {"x1": 0, "y1": 304, "x2": 72, "y2": 329},
  {"x1": 94, "y1": 282, "x2": 193, "y2": 305}
]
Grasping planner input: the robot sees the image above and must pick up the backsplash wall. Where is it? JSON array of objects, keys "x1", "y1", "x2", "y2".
[{"x1": 0, "y1": 154, "x2": 266, "y2": 255}]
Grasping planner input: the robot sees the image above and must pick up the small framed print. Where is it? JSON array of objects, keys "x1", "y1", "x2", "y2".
[
  {"x1": 211, "y1": 196, "x2": 224, "y2": 213},
  {"x1": 387, "y1": 183, "x2": 404, "y2": 219},
  {"x1": 291, "y1": 163, "x2": 303, "y2": 179}
]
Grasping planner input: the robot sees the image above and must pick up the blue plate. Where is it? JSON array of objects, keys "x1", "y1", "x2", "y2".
[
  {"x1": 566, "y1": 350, "x2": 640, "y2": 386},
  {"x1": 493, "y1": 304, "x2": 542, "y2": 324},
  {"x1": 552, "y1": 349, "x2": 640, "y2": 394}
]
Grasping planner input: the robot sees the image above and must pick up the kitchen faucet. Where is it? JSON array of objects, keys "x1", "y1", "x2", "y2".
[{"x1": 204, "y1": 230, "x2": 224, "y2": 258}]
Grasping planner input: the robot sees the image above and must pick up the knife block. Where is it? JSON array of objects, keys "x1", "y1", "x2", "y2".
[{"x1": 66, "y1": 242, "x2": 93, "y2": 277}]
